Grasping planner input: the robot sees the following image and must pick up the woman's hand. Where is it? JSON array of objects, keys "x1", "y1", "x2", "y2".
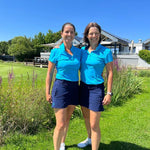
[
  {"x1": 46, "y1": 93, "x2": 52, "y2": 104},
  {"x1": 102, "y1": 95, "x2": 111, "y2": 105}
]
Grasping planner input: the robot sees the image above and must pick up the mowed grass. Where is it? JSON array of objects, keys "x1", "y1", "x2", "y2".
[
  {"x1": 0, "y1": 62, "x2": 47, "y2": 86},
  {"x1": 65, "y1": 77, "x2": 150, "y2": 150},
  {"x1": 99, "y1": 77, "x2": 150, "y2": 149},
  {"x1": 0, "y1": 62, "x2": 150, "y2": 150}
]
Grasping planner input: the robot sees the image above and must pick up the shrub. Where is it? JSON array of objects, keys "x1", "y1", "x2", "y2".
[
  {"x1": 104, "y1": 59, "x2": 143, "y2": 105},
  {"x1": 0, "y1": 69, "x2": 55, "y2": 136},
  {"x1": 0, "y1": 61, "x2": 144, "y2": 144},
  {"x1": 139, "y1": 50, "x2": 150, "y2": 64},
  {"x1": 137, "y1": 70, "x2": 150, "y2": 77}
]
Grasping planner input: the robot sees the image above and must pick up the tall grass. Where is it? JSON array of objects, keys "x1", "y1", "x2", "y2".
[
  {"x1": 137, "y1": 70, "x2": 150, "y2": 77},
  {"x1": 0, "y1": 61, "x2": 144, "y2": 146},
  {"x1": 104, "y1": 59, "x2": 143, "y2": 105},
  {"x1": 0, "y1": 68, "x2": 55, "y2": 142}
]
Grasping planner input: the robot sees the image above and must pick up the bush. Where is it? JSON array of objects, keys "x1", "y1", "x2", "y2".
[
  {"x1": 137, "y1": 70, "x2": 150, "y2": 77},
  {"x1": 0, "y1": 61, "x2": 144, "y2": 144},
  {"x1": 104, "y1": 59, "x2": 143, "y2": 105},
  {"x1": 0, "y1": 70, "x2": 55, "y2": 136},
  {"x1": 139, "y1": 50, "x2": 150, "y2": 64}
]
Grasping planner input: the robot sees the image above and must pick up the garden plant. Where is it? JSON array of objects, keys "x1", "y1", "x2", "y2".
[{"x1": 0, "y1": 60, "x2": 149, "y2": 150}]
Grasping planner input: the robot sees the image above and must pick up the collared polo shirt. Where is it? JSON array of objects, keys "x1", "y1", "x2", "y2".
[
  {"x1": 81, "y1": 44, "x2": 113, "y2": 85},
  {"x1": 49, "y1": 43, "x2": 81, "y2": 81}
]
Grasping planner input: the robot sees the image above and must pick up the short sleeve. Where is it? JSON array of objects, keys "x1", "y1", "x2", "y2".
[
  {"x1": 104, "y1": 49, "x2": 113, "y2": 64},
  {"x1": 49, "y1": 48, "x2": 57, "y2": 64}
]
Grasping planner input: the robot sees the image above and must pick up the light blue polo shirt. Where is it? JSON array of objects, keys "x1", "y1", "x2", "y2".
[
  {"x1": 49, "y1": 43, "x2": 81, "y2": 81},
  {"x1": 81, "y1": 44, "x2": 113, "y2": 85}
]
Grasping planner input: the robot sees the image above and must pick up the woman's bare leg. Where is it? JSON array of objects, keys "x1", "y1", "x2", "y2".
[
  {"x1": 90, "y1": 110, "x2": 101, "y2": 150},
  {"x1": 81, "y1": 106, "x2": 91, "y2": 138},
  {"x1": 61, "y1": 105, "x2": 75, "y2": 143},
  {"x1": 53, "y1": 108, "x2": 67, "y2": 150}
]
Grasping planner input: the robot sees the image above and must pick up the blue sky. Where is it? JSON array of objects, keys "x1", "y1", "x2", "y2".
[{"x1": 0, "y1": 0, "x2": 150, "y2": 43}]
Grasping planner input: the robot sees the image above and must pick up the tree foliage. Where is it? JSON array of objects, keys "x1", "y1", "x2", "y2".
[
  {"x1": 8, "y1": 36, "x2": 36, "y2": 61},
  {"x1": 32, "y1": 32, "x2": 45, "y2": 46},
  {"x1": 53, "y1": 31, "x2": 61, "y2": 42},
  {"x1": 45, "y1": 30, "x2": 61, "y2": 44},
  {"x1": 45, "y1": 30, "x2": 53, "y2": 43},
  {"x1": 1, "y1": 28, "x2": 75, "y2": 61},
  {"x1": 0, "y1": 41, "x2": 9, "y2": 55},
  {"x1": 139, "y1": 49, "x2": 150, "y2": 64}
]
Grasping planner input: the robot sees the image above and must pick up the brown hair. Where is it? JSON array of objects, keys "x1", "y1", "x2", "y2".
[
  {"x1": 61, "y1": 22, "x2": 76, "y2": 32},
  {"x1": 83, "y1": 22, "x2": 101, "y2": 45}
]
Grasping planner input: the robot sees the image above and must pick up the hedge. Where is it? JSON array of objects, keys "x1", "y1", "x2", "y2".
[{"x1": 139, "y1": 49, "x2": 150, "y2": 64}]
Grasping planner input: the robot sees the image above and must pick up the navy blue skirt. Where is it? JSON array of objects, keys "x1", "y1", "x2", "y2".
[
  {"x1": 79, "y1": 81, "x2": 105, "y2": 112},
  {"x1": 51, "y1": 79, "x2": 79, "y2": 108}
]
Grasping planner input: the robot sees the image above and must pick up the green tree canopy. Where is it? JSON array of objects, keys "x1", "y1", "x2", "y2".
[
  {"x1": 8, "y1": 36, "x2": 36, "y2": 61},
  {"x1": 45, "y1": 30, "x2": 54, "y2": 43},
  {"x1": 32, "y1": 32, "x2": 45, "y2": 46},
  {"x1": 53, "y1": 31, "x2": 61, "y2": 42},
  {"x1": 0, "y1": 41, "x2": 9, "y2": 55},
  {"x1": 45, "y1": 30, "x2": 61, "y2": 44}
]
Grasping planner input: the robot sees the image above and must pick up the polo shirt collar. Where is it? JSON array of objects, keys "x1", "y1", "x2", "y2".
[
  {"x1": 87, "y1": 44, "x2": 102, "y2": 54},
  {"x1": 60, "y1": 43, "x2": 73, "y2": 52},
  {"x1": 95, "y1": 44, "x2": 101, "y2": 52}
]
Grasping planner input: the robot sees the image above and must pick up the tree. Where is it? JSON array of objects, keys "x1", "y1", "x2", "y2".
[
  {"x1": 53, "y1": 31, "x2": 61, "y2": 42},
  {"x1": 32, "y1": 32, "x2": 45, "y2": 46},
  {"x1": 0, "y1": 41, "x2": 9, "y2": 55},
  {"x1": 8, "y1": 36, "x2": 36, "y2": 61},
  {"x1": 45, "y1": 30, "x2": 54, "y2": 43}
]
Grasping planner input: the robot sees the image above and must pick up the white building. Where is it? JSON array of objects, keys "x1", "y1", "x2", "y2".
[
  {"x1": 128, "y1": 39, "x2": 150, "y2": 54},
  {"x1": 41, "y1": 30, "x2": 150, "y2": 56},
  {"x1": 39, "y1": 30, "x2": 150, "y2": 69}
]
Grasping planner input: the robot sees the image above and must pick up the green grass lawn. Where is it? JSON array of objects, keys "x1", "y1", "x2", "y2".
[
  {"x1": 0, "y1": 62, "x2": 150, "y2": 150},
  {"x1": 0, "y1": 61, "x2": 47, "y2": 87},
  {"x1": 0, "y1": 62, "x2": 47, "y2": 78}
]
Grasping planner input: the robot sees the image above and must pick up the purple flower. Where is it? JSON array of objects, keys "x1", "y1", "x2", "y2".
[
  {"x1": 8, "y1": 72, "x2": 14, "y2": 81},
  {"x1": 113, "y1": 59, "x2": 120, "y2": 71},
  {"x1": 8, "y1": 68, "x2": 15, "y2": 83}
]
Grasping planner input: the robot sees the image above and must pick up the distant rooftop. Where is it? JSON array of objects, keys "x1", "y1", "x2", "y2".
[
  {"x1": 143, "y1": 39, "x2": 150, "y2": 44},
  {"x1": 102, "y1": 29, "x2": 131, "y2": 44}
]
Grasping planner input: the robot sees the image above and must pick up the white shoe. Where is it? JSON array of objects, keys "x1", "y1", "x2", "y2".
[
  {"x1": 60, "y1": 143, "x2": 65, "y2": 150},
  {"x1": 77, "y1": 138, "x2": 91, "y2": 148}
]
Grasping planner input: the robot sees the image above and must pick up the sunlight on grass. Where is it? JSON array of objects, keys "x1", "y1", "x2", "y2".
[{"x1": 0, "y1": 62, "x2": 150, "y2": 150}]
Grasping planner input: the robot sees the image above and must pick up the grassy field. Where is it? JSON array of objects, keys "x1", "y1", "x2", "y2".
[
  {"x1": 0, "y1": 62, "x2": 150, "y2": 150},
  {"x1": 0, "y1": 61, "x2": 47, "y2": 87}
]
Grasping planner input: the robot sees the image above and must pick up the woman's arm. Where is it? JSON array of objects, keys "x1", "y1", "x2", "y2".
[
  {"x1": 106, "y1": 61, "x2": 113, "y2": 94},
  {"x1": 102, "y1": 61, "x2": 113, "y2": 105},
  {"x1": 46, "y1": 61, "x2": 55, "y2": 103}
]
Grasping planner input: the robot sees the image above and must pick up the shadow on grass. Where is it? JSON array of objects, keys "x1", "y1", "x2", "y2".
[{"x1": 66, "y1": 141, "x2": 150, "y2": 150}]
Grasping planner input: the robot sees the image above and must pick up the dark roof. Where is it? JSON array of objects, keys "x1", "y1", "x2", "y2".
[
  {"x1": 75, "y1": 31, "x2": 130, "y2": 45},
  {"x1": 102, "y1": 29, "x2": 130, "y2": 45},
  {"x1": 143, "y1": 39, "x2": 150, "y2": 44},
  {"x1": 46, "y1": 30, "x2": 130, "y2": 47}
]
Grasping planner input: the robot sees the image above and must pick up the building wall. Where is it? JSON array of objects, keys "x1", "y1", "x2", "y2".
[
  {"x1": 123, "y1": 46, "x2": 129, "y2": 52},
  {"x1": 134, "y1": 43, "x2": 144, "y2": 54},
  {"x1": 117, "y1": 54, "x2": 150, "y2": 69},
  {"x1": 40, "y1": 52, "x2": 50, "y2": 59}
]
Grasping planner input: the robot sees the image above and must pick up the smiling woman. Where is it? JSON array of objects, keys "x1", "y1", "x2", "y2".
[
  {"x1": 78, "y1": 22, "x2": 113, "y2": 150},
  {"x1": 46, "y1": 22, "x2": 82, "y2": 150}
]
